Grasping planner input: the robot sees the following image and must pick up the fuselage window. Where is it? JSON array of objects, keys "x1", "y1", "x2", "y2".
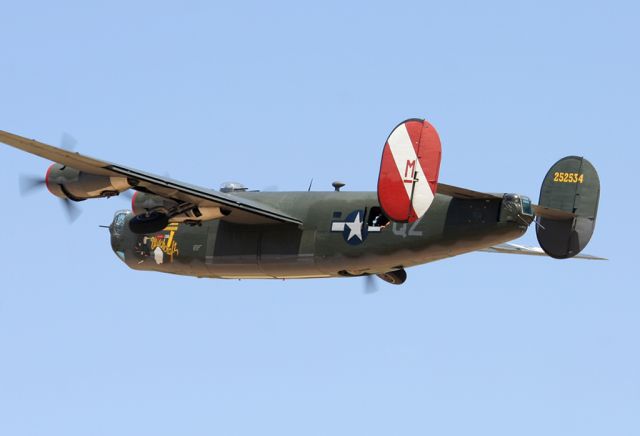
[{"x1": 368, "y1": 206, "x2": 390, "y2": 228}]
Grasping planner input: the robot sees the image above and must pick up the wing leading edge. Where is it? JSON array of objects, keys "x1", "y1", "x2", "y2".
[{"x1": 0, "y1": 130, "x2": 302, "y2": 226}]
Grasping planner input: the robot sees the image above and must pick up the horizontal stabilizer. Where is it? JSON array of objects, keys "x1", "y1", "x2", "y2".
[
  {"x1": 436, "y1": 183, "x2": 501, "y2": 200},
  {"x1": 436, "y1": 187, "x2": 581, "y2": 222},
  {"x1": 532, "y1": 204, "x2": 576, "y2": 220},
  {"x1": 478, "y1": 242, "x2": 606, "y2": 260}
]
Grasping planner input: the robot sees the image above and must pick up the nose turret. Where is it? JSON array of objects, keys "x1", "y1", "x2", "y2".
[{"x1": 109, "y1": 209, "x2": 132, "y2": 262}]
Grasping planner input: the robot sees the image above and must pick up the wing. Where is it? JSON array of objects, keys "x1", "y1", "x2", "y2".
[
  {"x1": 478, "y1": 242, "x2": 606, "y2": 260},
  {"x1": 0, "y1": 130, "x2": 302, "y2": 226}
]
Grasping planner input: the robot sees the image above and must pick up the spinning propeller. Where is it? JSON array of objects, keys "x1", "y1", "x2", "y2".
[
  {"x1": 17, "y1": 133, "x2": 82, "y2": 222},
  {"x1": 19, "y1": 173, "x2": 82, "y2": 222}
]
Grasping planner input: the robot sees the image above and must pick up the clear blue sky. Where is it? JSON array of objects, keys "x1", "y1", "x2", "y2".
[{"x1": 0, "y1": 1, "x2": 637, "y2": 435}]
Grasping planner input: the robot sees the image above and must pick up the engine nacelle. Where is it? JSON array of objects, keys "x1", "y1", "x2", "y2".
[{"x1": 46, "y1": 163, "x2": 131, "y2": 201}]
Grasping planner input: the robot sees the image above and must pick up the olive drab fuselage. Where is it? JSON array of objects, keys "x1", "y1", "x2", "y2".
[{"x1": 109, "y1": 191, "x2": 533, "y2": 279}]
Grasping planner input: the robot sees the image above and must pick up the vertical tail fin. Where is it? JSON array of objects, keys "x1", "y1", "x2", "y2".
[
  {"x1": 536, "y1": 156, "x2": 600, "y2": 259},
  {"x1": 377, "y1": 119, "x2": 442, "y2": 223}
]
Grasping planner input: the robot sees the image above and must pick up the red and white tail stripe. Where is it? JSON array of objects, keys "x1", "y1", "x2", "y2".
[{"x1": 377, "y1": 119, "x2": 442, "y2": 223}]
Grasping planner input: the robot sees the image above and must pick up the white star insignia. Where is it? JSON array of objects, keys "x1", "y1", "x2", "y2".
[{"x1": 345, "y1": 212, "x2": 363, "y2": 241}]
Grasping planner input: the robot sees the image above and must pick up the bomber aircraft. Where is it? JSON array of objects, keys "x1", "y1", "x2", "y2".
[{"x1": 0, "y1": 119, "x2": 602, "y2": 286}]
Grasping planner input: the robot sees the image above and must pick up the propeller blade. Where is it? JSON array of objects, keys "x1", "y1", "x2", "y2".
[
  {"x1": 19, "y1": 168, "x2": 83, "y2": 223},
  {"x1": 19, "y1": 174, "x2": 47, "y2": 196},
  {"x1": 60, "y1": 132, "x2": 77, "y2": 151},
  {"x1": 60, "y1": 198, "x2": 81, "y2": 222},
  {"x1": 119, "y1": 190, "x2": 134, "y2": 200},
  {"x1": 363, "y1": 274, "x2": 379, "y2": 294}
]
